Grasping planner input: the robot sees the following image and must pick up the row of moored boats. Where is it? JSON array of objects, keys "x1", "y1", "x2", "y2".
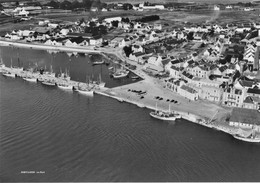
[{"x1": 0, "y1": 63, "x2": 105, "y2": 96}]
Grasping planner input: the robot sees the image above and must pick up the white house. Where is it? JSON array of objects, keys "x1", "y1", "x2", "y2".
[
  {"x1": 89, "y1": 36, "x2": 103, "y2": 46},
  {"x1": 178, "y1": 84, "x2": 199, "y2": 101},
  {"x1": 214, "y1": 5, "x2": 220, "y2": 11},
  {"x1": 147, "y1": 55, "x2": 163, "y2": 67},
  {"x1": 104, "y1": 17, "x2": 122, "y2": 23}
]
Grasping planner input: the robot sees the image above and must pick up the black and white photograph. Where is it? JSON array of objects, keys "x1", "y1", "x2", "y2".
[{"x1": 0, "y1": 0, "x2": 260, "y2": 182}]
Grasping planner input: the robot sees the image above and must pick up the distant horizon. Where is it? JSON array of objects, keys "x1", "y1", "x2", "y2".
[{"x1": 0, "y1": 0, "x2": 255, "y2": 4}]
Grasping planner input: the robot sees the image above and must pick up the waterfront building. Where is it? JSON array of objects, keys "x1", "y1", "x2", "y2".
[
  {"x1": 178, "y1": 84, "x2": 199, "y2": 101},
  {"x1": 132, "y1": 45, "x2": 144, "y2": 53},
  {"x1": 198, "y1": 85, "x2": 222, "y2": 102},
  {"x1": 229, "y1": 108, "x2": 260, "y2": 132},
  {"x1": 181, "y1": 71, "x2": 194, "y2": 83},
  {"x1": 147, "y1": 55, "x2": 163, "y2": 67},
  {"x1": 167, "y1": 66, "x2": 183, "y2": 78},
  {"x1": 222, "y1": 87, "x2": 246, "y2": 107},
  {"x1": 247, "y1": 88, "x2": 260, "y2": 98},
  {"x1": 186, "y1": 65, "x2": 210, "y2": 79},
  {"x1": 242, "y1": 96, "x2": 259, "y2": 109},
  {"x1": 109, "y1": 37, "x2": 126, "y2": 48},
  {"x1": 89, "y1": 36, "x2": 103, "y2": 46},
  {"x1": 129, "y1": 52, "x2": 146, "y2": 64}
]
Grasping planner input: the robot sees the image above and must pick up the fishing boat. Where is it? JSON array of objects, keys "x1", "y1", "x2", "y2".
[
  {"x1": 77, "y1": 87, "x2": 94, "y2": 96},
  {"x1": 150, "y1": 104, "x2": 181, "y2": 121},
  {"x1": 57, "y1": 83, "x2": 73, "y2": 90},
  {"x1": 10, "y1": 58, "x2": 23, "y2": 72},
  {"x1": 23, "y1": 76, "x2": 37, "y2": 82},
  {"x1": 233, "y1": 128, "x2": 260, "y2": 143},
  {"x1": 92, "y1": 60, "x2": 105, "y2": 65},
  {"x1": 41, "y1": 79, "x2": 56, "y2": 86},
  {"x1": 38, "y1": 65, "x2": 55, "y2": 82},
  {"x1": 74, "y1": 76, "x2": 94, "y2": 96},
  {"x1": 2, "y1": 71, "x2": 16, "y2": 78},
  {"x1": 58, "y1": 68, "x2": 71, "y2": 81},
  {"x1": 131, "y1": 75, "x2": 139, "y2": 80},
  {"x1": 113, "y1": 70, "x2": 129, "y2": 79}
]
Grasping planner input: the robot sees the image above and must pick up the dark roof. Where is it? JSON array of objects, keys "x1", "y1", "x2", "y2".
[
  {"x1": 180, "y1": 85, "x2": 197, "y2": 94},
  {"x1": 182, "y1": 71, "x2": 193, "y2": 79},
  {"x1": 133, "y1": 52, "x2": 146, "y2": 57},
  {"x1": 70, "y1": 37, "x2": 85, "y2": 44},
  {"x1": 247, "y1": 88, "x2": 260, "y2": 95},
  {"x1": 219, "y1": 65, "x2": 228, "y2": 72},
  {"x1": 239, "y1": 80, "x2": 254, "y2": 88},
  {"x1": 243, "y1": 96, "x2": 254, "y2": 104},
  {"x1": 171, "y1": 59, "x2": 182, "y2": 65},
  {"x1": 230, "y1": 108, "x2": 260, "y2": 125}
]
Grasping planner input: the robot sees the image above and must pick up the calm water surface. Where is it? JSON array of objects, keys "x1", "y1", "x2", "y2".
[{"x1": 0, "y1": 47, "x2": 260, "y2": 182}]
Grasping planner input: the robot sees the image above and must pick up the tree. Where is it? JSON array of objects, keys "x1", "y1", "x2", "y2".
[
  {"x1": 60, "y1": 0, "x2": 72, "y2": 10},
  {"x1": 79, "y1": 18, "x2": 85, "y2": 24},
  {"x1": 47, "y1": 0, "x2": 60, "y2": 9},
  {"x1": 111, "y1": 20, "x2": 119, "y2": 27},
  {"x1": 122, "y1": 17, "x2": 130, "y2": 23},
  {"x1": 123, "y1": 46, "x2": 133, "y2": 57},
  {"x1": 187, "y1": 32, "x2": 194, "y2": 40},
  {"x1": 123, "y1": 3, "x2": 133, "y2": 10}
]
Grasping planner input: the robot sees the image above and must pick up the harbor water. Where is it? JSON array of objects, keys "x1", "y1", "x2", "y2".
[{"x1": 1, "y1": 46, "x2": 260, "y2": 182}]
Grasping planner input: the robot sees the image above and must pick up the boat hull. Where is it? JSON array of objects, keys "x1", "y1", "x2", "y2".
[
  {"x1": 150, "y1": 112, "x2": 181, "y2": 121},
  {"x1": 233, "y1": 135, "x2": 260, "y2": 143},
  {"x1": 41, "y1": 81, "x2": 56, "y2": 86},
  {"x1": 113, "y1": 72, "x2": 129, "y2": 79},
  {"x1": 23, "y1": 77, "x2": 37, "y2": 82},
  {"x1": 77, "y1": 89, "x2": 94, "y2": 96},
  {"x1": 2, "y1": 73, "x2": 16, "y2": 78},
  {"x1": 57, "y1": 85, "x2": 73, "y2": 90}
]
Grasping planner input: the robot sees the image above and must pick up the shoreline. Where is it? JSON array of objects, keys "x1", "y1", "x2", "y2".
[{"x1": 0, "y1": 40, "x2": 246, "y2": 138}]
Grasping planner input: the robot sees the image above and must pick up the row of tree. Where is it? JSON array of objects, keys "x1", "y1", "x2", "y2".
[
  {"x1": 135, "y1": 15, "x2": 160, "y2": 23},
  {"x1": 45, "y1": 0, "x2": 105, "y2": 10}
]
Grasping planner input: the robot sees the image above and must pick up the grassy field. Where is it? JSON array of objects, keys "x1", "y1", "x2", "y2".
[{"x1": 0, "y1": 7, "x2": 259, "y2": 36}]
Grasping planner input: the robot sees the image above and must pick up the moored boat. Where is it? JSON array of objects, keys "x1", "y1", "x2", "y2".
[
  {"x1": 41, "y1": 79, "x2": 56, "y2": 86},
  {"x1": 92, "y1": 60, "x2": 105, "y2": 65},
  {"x1": 150, "y1": 111, "x2": 181, "y2": 121},
  {"x1": 2, "y1": 71, "x2": 16, "y2": 78},
  {"x1": 77, "y1": 88, "x2": 94, "y2": 96},
  {"x1": 150, "y1": 104, "x2": 181, "y2": 121},
  {"x1": 113, "y1": 70, "x2": 129, "y2": 79},
  {"x1": 23, "y1": 76, "x2": 37, "y2": 82},
  {"x1": 57, "y1": 83, "x2": 73, "y2": 90},
  {"x1": 131, "y1": 75, "x2": 139, "y2": 80}
]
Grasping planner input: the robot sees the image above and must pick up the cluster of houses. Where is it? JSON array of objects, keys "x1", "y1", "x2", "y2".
[{"x1": 2, "y1": 14, "x2": 260, "y2": 112}]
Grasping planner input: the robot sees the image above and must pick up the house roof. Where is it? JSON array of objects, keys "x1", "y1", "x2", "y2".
[
  {"x1": 133, "y1": 52, "x2": 146, "y2": 57},
  {"x1": 180, "y1": 85, "x2": 197, "y2": 94},
  {"x1": 219, "y1": 65, "x2": 228, "y2": 72},
  {"x1": 243, "y1": 96, "x2": 254, "y2": 104},
  {"x1": 239, "y1": 80, "x2": 254, "y2": 88},
  {"x1": 247, "y1": 88, "x2": 260, "y2": 95},
  {"x1": 182, "y1": 71, "x2": 194, "y2": 79},
  {"x1": 230, "y1": 108, "x2": 260, "y2": 125}
]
